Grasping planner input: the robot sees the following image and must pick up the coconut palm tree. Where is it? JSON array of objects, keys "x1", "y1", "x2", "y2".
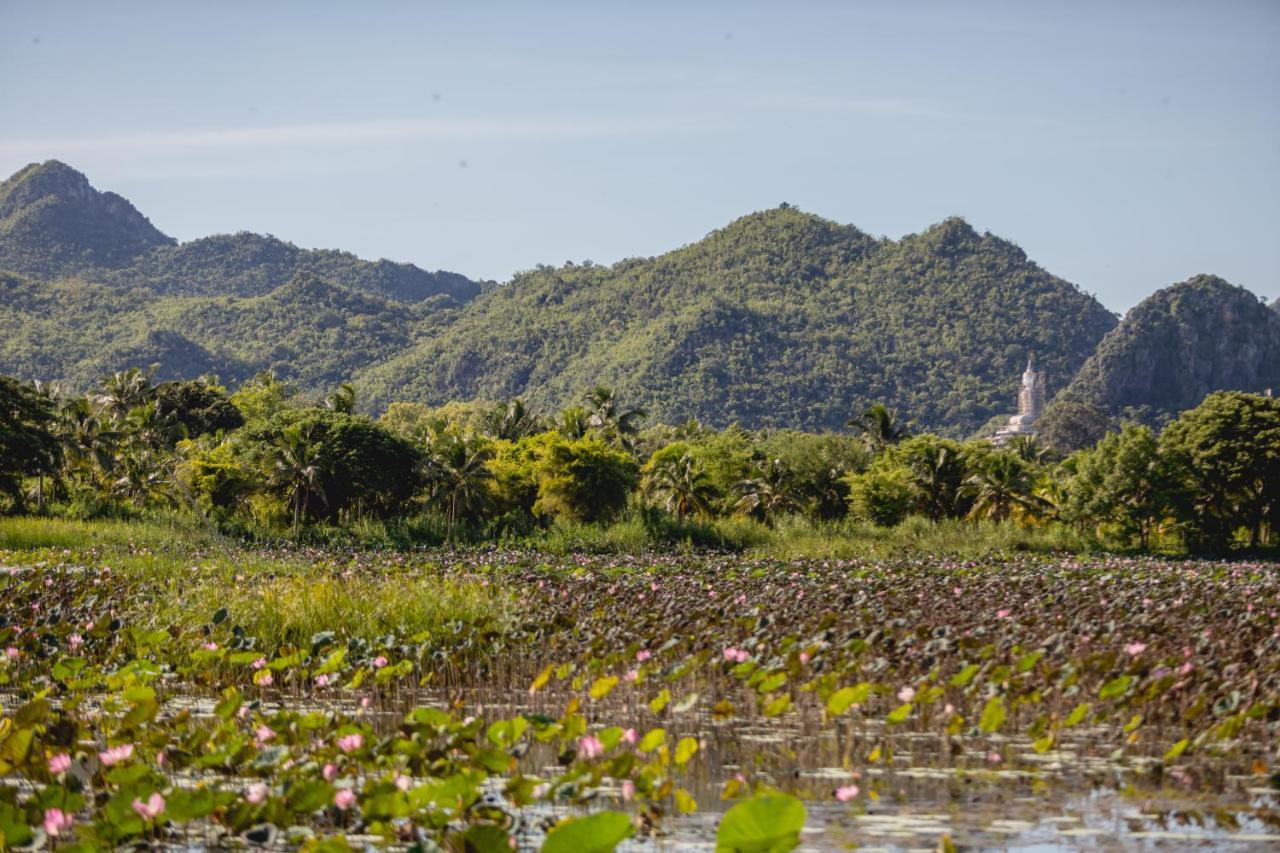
[
  {"x1": 324, "y1": 382, "x2": 358, "y2": 414},
  {"x1": 966, "y1": 451, "x2": 1043, "y2": 522},
  {"x1": 269, "y1": 424, "x2": 327, "y2": 531},
  {"x1": 733, "y1": 459, "x2": 801, "y2": 527},
  {"x1": 421, "y1": 430, "x2": 495, "y2": 525},
  {"x1": 95, "y1": 367, "x2": 156, "y2": 421},
  {"x1": 644, "y1": 453, "x2": 717, "y2": 520},
  {"x1": 847, "y1": 403, "x2": 908, "y2": 454},
  {"x1": 557, "y1": 406, "x2": 591, "y2": 440},
  {"x1": 906, "y1": 443, "x2": 968, "y2": 521},
  {"x1": 485, "y1": 398, "x2": 545, "y2": 441},
  {"x1": 583, "y1": 386, "x2": 647, "y2": 450}
]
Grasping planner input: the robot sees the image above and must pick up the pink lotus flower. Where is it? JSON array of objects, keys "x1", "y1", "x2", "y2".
[
  {"x1": 395, "y1": 774, "x2": 412, "y2": 791},
  {"x1": 156, "y1": 750, "x2": 167, "y2": 766},
  {"x1": 723, "y1": 647, "x2": 750, "y2": 663},
  {"x1": 255, "y1": 725, "x2": 276, "y2": 745},
  {"x1": 323, "y1": 762, "x2": 338, "y2": 781},
  {"x1": 203, "y1": 642, "x2": 219, "y2": 651},
  {"x1": 99, "y1": 743, "x2": 134, "y2": 766},
  {"x1": 897, "y1": 686, "x2": 916, "y2": 703},
  {"x1": 996, "y1": 609, "x2": 1011, "y2": 619},
  {"x1": 48, "y1": 753, "x2": 72, "y2": 774},
  {"x1": 337, "y1": 733, "x2": 365, "y2": 753},
  {"x1": 251, "y1": 657, "x2": 267, "y2": 670},
  {"x1": 258, "y1": 672, "x2": 273, "y2": 686},
  {"x1": 315, "y1": 674, "x2": 330, "y2": 687},
  {"x1": 371, "y1": 655, "x2": 388, "y2": 669},
  {"x1": 624, "y1": 669, "x2": 639, "y2": 683},
  {"x1": 334, "y1": 788, "x2": 356, "y2": 810},
  {"x1": 131, "y1": 792, "x2": 165, "y2": 820},
  {"x1": 835, "y1": 784, "x2": 859, "y2": 801},
  {"x1": 43, "y1": 808, "x2": 74, "y2": 837},
  {"x1": 246, "y1": 782, "x2": 268, "y2": 804},
  {"x1": 69, "y1": 634, "x2": 83, "y2": 649},
  {"x1": 987, "y1": 751, "x2": 1002, "y2": 764},
  {"x1": 4, "y1": 647, "x2": 19, "y2": 660},
  {"x1": 635, "y1": 650, "x2": 651, "y2": 662},
  {"x1": 577, "y1": 735, "x2": 604, "y2": 760},
  {"x1": 1124, "y1": 642, "x2": 1147, "y2": 656},
  {"x1": 621, "y1": 780, "x2": 636, "y2": 801},
  {"x1": 360, "y1": 696, "x2": 372, "y2": 709},
  {"x1": 622, "y1": 728, "x2": 638, "y2": 746}
]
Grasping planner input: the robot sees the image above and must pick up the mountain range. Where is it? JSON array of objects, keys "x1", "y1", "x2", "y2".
[{"x1": 1, "y1": 160, "x2": 1276, "y2": 435}]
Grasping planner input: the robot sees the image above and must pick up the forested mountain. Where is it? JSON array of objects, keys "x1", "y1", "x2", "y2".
[
  {"x1": 0, "y1": 270, "x2": 431, "y2": 390},
  {"x1": 0, "y1": 160, "x2": 175, "y2": 276},
  {"x1": 1058, "y1": 275, "x2": 1280, "y2": 424},
  {"x1": 10, "y1": 161, "x2": 1273, "y2": 436},
  {"x1": 0, "y1": 161, "x2": 481, "y2": 305},
  {"x1": 357, "y1": 208, "x2": 1118, "y2": 434}
]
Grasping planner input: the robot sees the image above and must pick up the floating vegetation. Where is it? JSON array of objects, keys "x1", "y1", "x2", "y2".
[{"x1": 0, "y1": 545, "x2": 1277, "y2": 849}]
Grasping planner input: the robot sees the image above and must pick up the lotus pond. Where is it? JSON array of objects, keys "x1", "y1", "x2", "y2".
[{"x1": 0, "y1": 529, "x2": 1278, "y2": 850}]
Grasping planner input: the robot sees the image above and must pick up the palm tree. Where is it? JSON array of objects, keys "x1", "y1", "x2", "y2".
[
  {"x1": 485, "y1": 398, "x2": 545, "y2": 441},
  {"x1": 733, "y1": 459, "x2": 800, "y2": 527},
  {"x1": 965, "y1": 451, "x2": 1043, "y2": 522},
  {"x1": 644, "y1": 453, "x2": 716, "y2": 520},
  {"x1": 907, "y1": 444, "x2": 968, "y2": 521},
  {"x1": 422, "y1": 430, "x2": 495, "y2": 525},
  {"x1": 55, "y1": 397, "x2": 123, "y2": 501},
  {"x1": 95, "y1": 367, "x2": 156, "y2": 421},
  {"x1": 1006, "y1": 434, "x2": 1049, "y2": 465},
  {"x1": 583, "y1": 386, "x2": 647, "y2": 450},
  {"x1": 324, "y1": 383, "x2": 357, "y2": 414},
  {"x1": 847, "y1": 403, "x2": 908, "y2": 454},
  {"x1": 557, "y1": 406, "x2": 591, "y2": 440},
  {"x1": 269, "y1": 424, "x2": 327, "y2": 531}
]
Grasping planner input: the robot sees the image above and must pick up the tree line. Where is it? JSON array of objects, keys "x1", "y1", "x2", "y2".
[{"x1": 1, "y1": 368, "x2": 1276, "y2": 552}]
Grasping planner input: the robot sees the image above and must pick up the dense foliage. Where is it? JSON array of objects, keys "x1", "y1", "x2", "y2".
[
  {"x1": 1060, "y1": 275, "x2": 1280, "y2": 426},
  {"x1": 2, "y1": 365, "x2": 1276, "y2": 553}
]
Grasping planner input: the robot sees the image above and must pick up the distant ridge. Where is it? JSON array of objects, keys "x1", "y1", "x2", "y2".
[{"x1": 356, "y1": 207, "x2": 1119, "y2": 434}]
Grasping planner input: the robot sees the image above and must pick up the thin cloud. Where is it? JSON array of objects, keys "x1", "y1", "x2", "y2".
[{"x1": 0, "y1": 114, "x2": 719, "y2": 159}]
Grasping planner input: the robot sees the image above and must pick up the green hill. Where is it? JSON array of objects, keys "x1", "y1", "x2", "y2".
[
  {"x1": 357, "y1": 207, "x2": 1118, "y2": 434},
  {"x1": 0, "y1": 160, "x2": 481, "y2": 306},
  {"x1": 1057, "y1": 275, "x2": 1280, "y2": 423},
  {"x1": 0, "y1": 269, "x2": 431, "y2": 391},
  {"x1": 0, "y1": 160, "x2": 175, "y2": 276}
]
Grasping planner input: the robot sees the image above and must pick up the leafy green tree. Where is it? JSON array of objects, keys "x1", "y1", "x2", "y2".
[
  {"x1": 231, "y1": 370, "x2": 293, "y2": 424},
  {"x1": 533, "y1": 435, "x2": 639, "y2": 523},
  {"x1": 245, "y1": 409, "x2": 424, "y2": 527},
  {"x1": 844, "y1": 463, "x2": 913, "y2": 527},
  {"x1": 1062, "y1": 424, "x2": 1176, "y2": 549},
  {"x1": 155, "y1": 377, "x2": 244, "y2": 439},
  {"x1": 643, "y1": 452, "x2": 717, "y2": 520},
  {"x1": 1160, "y1": 391, "x2": 1280, "y2": 550},
  {"x1": 733, "y1": 459, "x2": 801, "y2": 527},
  {"x1": 847, "y1": 403, "x2": 909, "y2": 454},
  {"x1": 1036, "y1": 400, "x2": 1112, "y2": 454},
  {"x1": 0, "y1": 376, "x2": 60, "y2": 512}
]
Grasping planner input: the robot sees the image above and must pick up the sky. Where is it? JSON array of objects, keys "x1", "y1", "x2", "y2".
[{"x1": 1, "y1": 0, "x2": 1278, "y2": 312}]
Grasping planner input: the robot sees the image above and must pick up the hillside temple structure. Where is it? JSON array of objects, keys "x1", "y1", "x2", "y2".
[{"x1": 992, "y1": 356, "x2": 1047, "y2": 446}]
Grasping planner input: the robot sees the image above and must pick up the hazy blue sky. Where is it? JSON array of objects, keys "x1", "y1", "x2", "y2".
[{"x1": 2, "y1": 1, "x2": 1277, "y2": 310}]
